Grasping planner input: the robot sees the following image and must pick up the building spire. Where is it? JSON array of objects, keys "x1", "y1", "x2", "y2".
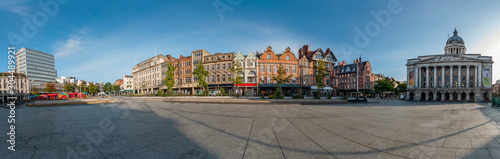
[{"x1": 453, "y1": 28, "x2": 458, "y2": 36}]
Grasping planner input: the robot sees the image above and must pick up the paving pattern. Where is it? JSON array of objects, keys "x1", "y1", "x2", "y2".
[{"x1": 1, "y1": 98, "x2": 499, "y2": 159}]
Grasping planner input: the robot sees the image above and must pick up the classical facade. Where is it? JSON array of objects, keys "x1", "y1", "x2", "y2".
[
  {"x1": 0, "y1": 72, "x2": 30, "y2": 103},
  {"x1": 234, "y1": 51, "x2": 259, "y2": 96},
  {"x1": 406, "y1": 29, "x2": 494, "y2": 102}
]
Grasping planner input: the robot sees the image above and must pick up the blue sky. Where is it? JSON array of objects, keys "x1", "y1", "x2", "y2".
[{"x1": 1, "y1": 0, "x2": 499, "y2": 83}]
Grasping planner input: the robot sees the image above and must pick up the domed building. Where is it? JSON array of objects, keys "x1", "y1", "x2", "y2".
[{"x1": 406, "y1": 29, "x2": 494, "y2": 102}]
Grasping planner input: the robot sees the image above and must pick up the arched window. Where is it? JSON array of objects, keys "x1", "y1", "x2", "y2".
[{"x1": 249, "y1": 71, "x2": 256, "y2": 76}]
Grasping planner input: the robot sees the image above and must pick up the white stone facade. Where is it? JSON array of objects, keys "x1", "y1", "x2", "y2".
[
  {"x1": 406, "y1": 29, "x2": 494, "y2": 102},
  {"x1": 56, "y1": 76, "x2": 77, "y2": 84},
  {"x1": 121, "y1": 75, "x2": 133, "y2": 91},
  {"x1": 0, "y1": 73, "x2": 30, "y2": 103},
  {"x1": 133, "y1": 55, "x2": 169, "y2": 94}
]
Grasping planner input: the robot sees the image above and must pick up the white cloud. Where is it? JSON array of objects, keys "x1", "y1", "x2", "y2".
[
  {"x1": 0, "y1": 0, "x2": 31, "y2": 17},
  {"x1": 53, "y1": 27, "x2": 90, "y2": 58}
]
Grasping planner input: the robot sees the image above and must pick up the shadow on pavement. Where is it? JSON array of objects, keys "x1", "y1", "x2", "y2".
[
  {"x1": 0, "y1": 100, "x2": 217, "y2": 159},
  {"x1": 464, "y1": 103, "x2": 500, "y2": 158}
]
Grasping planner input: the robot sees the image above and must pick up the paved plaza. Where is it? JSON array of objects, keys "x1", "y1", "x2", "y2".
[{"x1": 1, "y1": 98, "x2": 500, "y2": 159}]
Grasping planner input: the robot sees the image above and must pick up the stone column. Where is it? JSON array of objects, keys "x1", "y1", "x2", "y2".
[
  {"x1": 442, "y1": 66, "x2": 445, "y2": 87},
  {"x1": 459, "y1": 66, "x2": 462, "y2": 87},
  {"x1": 433, "y1": 66, "x2": 437, "y2": 88},
  {"x1": 478, "y1": 65, "x2": 482, "y2": 87},
  {"x1": 441, "y1": 92, "x2": 445, "y2": 101},
  {"x1": 450, "y1": 65, "x2": 453, "y2": 87},
  {"x1": 466, "y1": 92, "x2": 470, "y2": 101},
  {"x1": 475, "y1": 66, "x2": 478, "y2": 87},
  {"x1": 416, "y1": 67, "x2": 419, "y2": 88},
  {"x1": 449, "y1": 92, "x2": 453, "y2": 101},
  {"x1": 433, "y1": 92, "x2": 437, "y2": 101},
  {"x1": 466, "y1": 65, "x2": 470, "y2": 88},
  {"x1": 458, "y1": 92, "x2": 462, "y2": 100},
  {"x1": 426, "y1": 66, "x2": 430, "y2": 88},
  {"x1": 425, "y1": 92, "x2": 429, "y2": 101}
]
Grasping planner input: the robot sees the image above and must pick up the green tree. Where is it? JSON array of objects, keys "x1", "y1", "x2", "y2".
[
  {"x1": 64, "y1": 82, "x2": 75, "y2": 93},
  {"x1": 230, "y1": 62, "x2": 244, "y2": 98},
  {"x1": 193, "y1": 60, "x2": 210, "y2": 95},
  {"x1": 111, "y1": 85, "x2": 120, "y2": 91},
  {"x1": 79, "y1": 81, "x2": 87, "y2": 93},
  {"x1": 164, "y1": 62, "x2": 177, "y2": 96},
  {"x1": 31, "y1": 87, "x2": 39, "y2": 95},
  {"x1": 103, "y1": 82, "x2": 112, "y2": 92},
  {"x1": 44, "y1": 82, "x2": 56, "y2": 93},
  {"x1": 158, "y1": 89, "x2": 165, "y2": 96},
  {"x1": 374, "y1": 78, "x2": 395, "y2": 95},
  {"x1": 88, "y1": 82, "x2": 98, "y2": 95},
  {"x1": 313, "y1": 60, "x2": 328, "y2": 99},
  {"x1": 219, "y1": 87, "x2": 227, "y2": 96},
  {"x1": 395, "y1": 83, "x2": 407, "y2": 95},
  {"x1": 271, "y1": 63, "x2": 292, "y2": 99}
]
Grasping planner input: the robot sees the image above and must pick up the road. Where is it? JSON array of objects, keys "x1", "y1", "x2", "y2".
[{"x1": 1, "y1": 98, "x2": 499, "y2": 159}]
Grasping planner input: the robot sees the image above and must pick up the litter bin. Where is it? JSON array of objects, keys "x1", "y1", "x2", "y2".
[{"x1": 493, "y1": 97, "x2": 500, "y2": 107}]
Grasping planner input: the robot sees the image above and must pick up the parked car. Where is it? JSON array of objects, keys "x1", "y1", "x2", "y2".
[
  {"x1": 209, "y1": 91, "x2": 220, "y2": 96},
  {"x1": 399, "y1": 94, "x2": 406, "y2": 100}
]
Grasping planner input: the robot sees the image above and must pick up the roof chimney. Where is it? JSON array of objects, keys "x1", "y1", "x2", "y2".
[
  {"x1": 338, "y1": 62, "x2": 342, "y2": 66},
  {"x1": 343, "y1": 61, "x2": 346, "y2": 65},
  {"x1": 298, "y1": 48, "x2": 303, "y2": 58}
]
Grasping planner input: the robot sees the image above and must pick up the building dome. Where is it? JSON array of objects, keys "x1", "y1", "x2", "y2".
[
  {"x1": 446, "y1": 28, "x2": 464, "y2": 45},
  {"x1": 444, "y1": 28, "x2": 466, "y2": 54}
]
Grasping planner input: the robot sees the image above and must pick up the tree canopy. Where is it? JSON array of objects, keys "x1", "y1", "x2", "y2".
[
  {"x1": 313, "y1": 60, "x2": 329, "y2": 99},
  {"x1": 395, "y1": 83, "x2": 407, "y2": 95},
  {"x1": 44, "y1": 82, "x2": 56, "y2": 93},
  {"x1": 230, "y1": 62, "x2": 244, "y2": 97},
  {"x1": 103, "y1": 82, "x2": 112, "y2": 92},
  {"x1": 164, "y1": 62, "x2": 177, "y2": 95},
  {"x1": 193, "y1": 60, "x2": 209, "y2": 94},
  {"x1": 374, "y1": 78, "x2": 395, "y2": 93},
  {"x1": 64, "y1": 82, "x2": 75, "y2": 93}
]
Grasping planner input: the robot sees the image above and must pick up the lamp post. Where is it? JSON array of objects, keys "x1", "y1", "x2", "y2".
[
  {"x1": 356, "y1": 61, "x2": 359, "y2": 100},
  {"x1": 299, "y1": 64, "x2": 303, "y2": 96}
]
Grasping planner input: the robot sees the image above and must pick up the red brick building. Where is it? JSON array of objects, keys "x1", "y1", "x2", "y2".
[
  {"x1": 297, "y1": 45, "x2": 337, "y2": 96},
  {"x1": 333, "y1": 57, "x2": 373, "y2": 97},
  {"x1": 257, "y1": 46, "x2": 299, "y2": 96}
]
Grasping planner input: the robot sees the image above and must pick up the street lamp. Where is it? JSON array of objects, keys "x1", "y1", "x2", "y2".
[{"x1": 356, "y1": 60, "x2": 359, "y2": 100}]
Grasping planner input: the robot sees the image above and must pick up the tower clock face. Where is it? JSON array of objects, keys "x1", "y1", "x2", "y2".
[{"x1": 452, "y1": 41, "x2": 457, "y2": 45}]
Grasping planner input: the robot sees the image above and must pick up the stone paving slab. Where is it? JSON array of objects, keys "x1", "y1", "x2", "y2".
[{"x1": 1, "y1": 99, "x2": 499, "y2": 158}]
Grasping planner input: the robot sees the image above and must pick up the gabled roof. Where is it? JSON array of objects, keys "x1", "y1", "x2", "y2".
[
  {"x1": 299, "y1": 45, "x2": 337, "y2": 63},
  {"x1": 334, "y1": 61, "x2": 368, "y2": 74}
]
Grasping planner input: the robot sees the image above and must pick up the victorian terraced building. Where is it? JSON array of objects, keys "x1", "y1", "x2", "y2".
[{"x1": 406, "y1": 29, "x2": 494, "y2": 102}]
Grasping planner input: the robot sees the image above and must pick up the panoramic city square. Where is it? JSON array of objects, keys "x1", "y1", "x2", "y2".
[
  {"x1": 2, "y1": 0, "x2": 500, "y2": 159},
  {"x1": 1, "y1": 98, "x2": 500, "y2": 159}
]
